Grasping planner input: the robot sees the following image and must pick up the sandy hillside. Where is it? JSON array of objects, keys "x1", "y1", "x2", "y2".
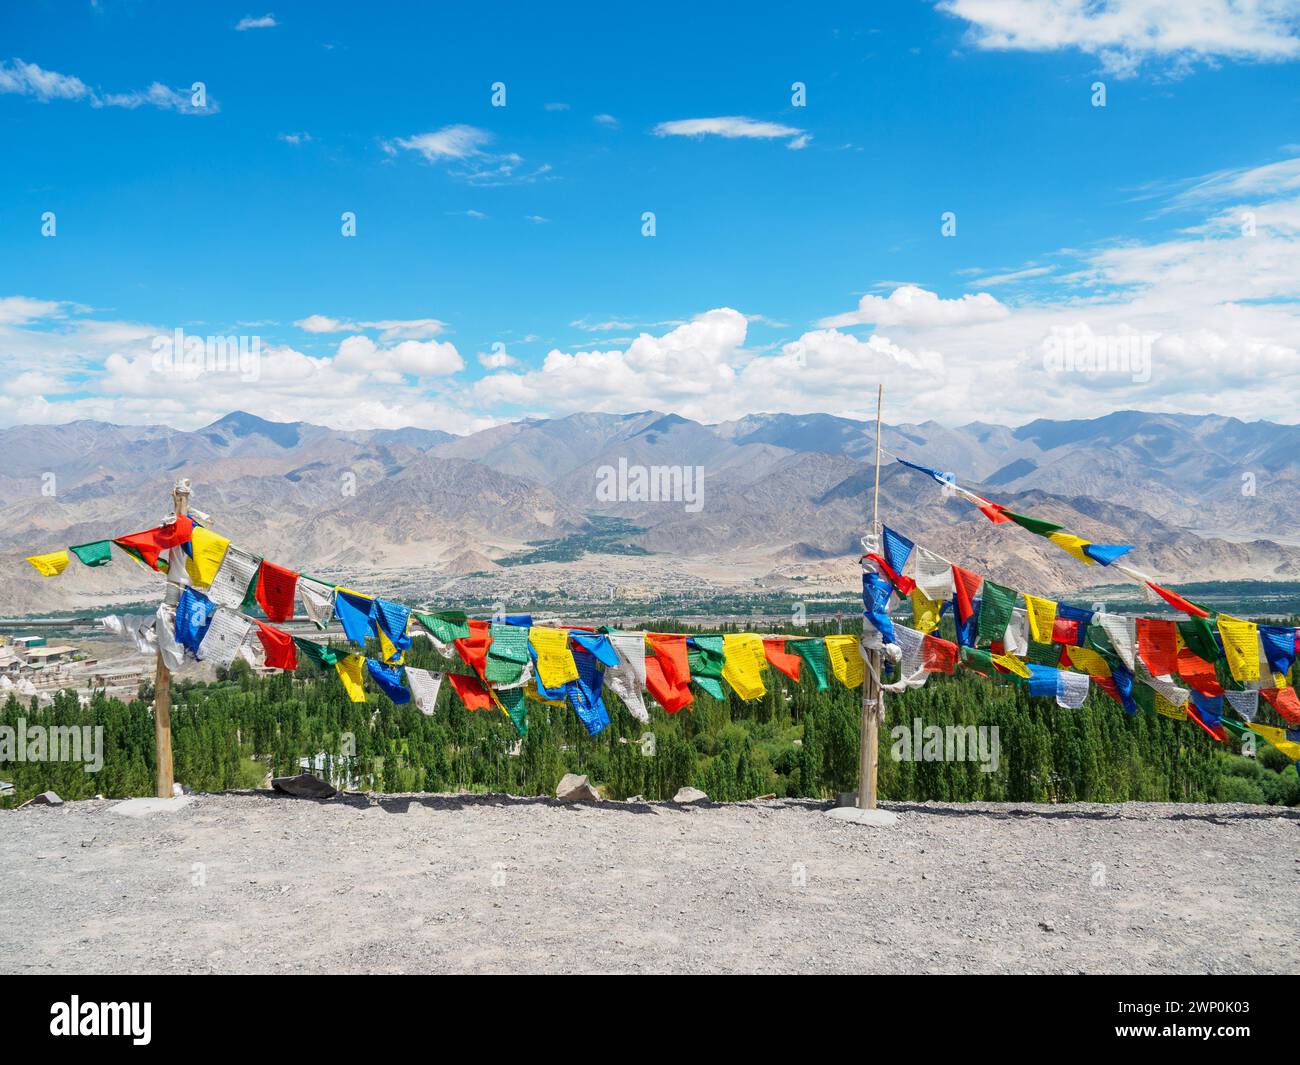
[{"x1": 1, "y1": 793, "x2": 1295, "y2": 975}]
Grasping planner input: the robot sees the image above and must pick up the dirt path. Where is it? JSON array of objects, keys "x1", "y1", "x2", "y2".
[{"x1": 1, "y1": 793, "x2": 1295, "y2": 974}]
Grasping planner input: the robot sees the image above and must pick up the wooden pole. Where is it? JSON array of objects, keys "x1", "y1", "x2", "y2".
[
  {"x1": 858, "y1": 385, "x2": 885, "y2": 812},
  {"x1": 153, "y1": 478, "x2": 189, "y2": 798}
]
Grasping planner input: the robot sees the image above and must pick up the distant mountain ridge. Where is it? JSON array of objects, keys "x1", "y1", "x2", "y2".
[{"x1": 3, "y1": 408, "x2": 1299, "y2": 614}]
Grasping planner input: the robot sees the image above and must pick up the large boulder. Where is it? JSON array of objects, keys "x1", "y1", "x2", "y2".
[
  {"x1": 271, "y1": 773, "x2": 337, "y2": 799},
  {"x1": 672, "y1": 787, "x2": 709, "y2": 804},
  {"x1": 555, "y1": 773, "x2": 600, "y2": 802}
]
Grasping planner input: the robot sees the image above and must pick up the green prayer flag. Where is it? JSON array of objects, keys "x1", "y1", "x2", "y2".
[
  {"x1": 1178, "y1": 616, "x2": 1220, "y2": 664},
  {"x1": 689, "y1": 635, "x2": 727, "y2": 700},
  {"x1": 1026, "y1": 640, "x2": 1061, "y2": 666},
  {"x1": 1220, "y1": 716, "x2": 1251, "y2": 740},
  {"x1": 790, "y1": 639, "x2": 830, "y2": 691},
  {"x1": 1004, "y1": 511, "x2": 1063, "y2": 537},
  {"x1": 70, "y1": 540, "x2": 113, "y2": 567},
  {"x1": 497, "y1": 686, "x2": 528, "y2": 737},
  {"x1": 415, "y1": 612, "x2": 470, "y2": 645},
  {"x1": 976, "y1": 581, "x2": 1017, "y2": 644},
  {"x1": 294, "y1": 637, "x2": 344, "y2": 668},
  {"x1": 1132, "y1": 682, "x2": 1157, "y2": 715},
  {"x1": 961, "y1": 647, "x2": 995, "y2": 673},
  {"x1": 485, "y1": 623, "x2": 529, "y2": 684}
]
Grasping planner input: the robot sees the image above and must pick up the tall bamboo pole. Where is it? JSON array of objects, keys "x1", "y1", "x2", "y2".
[
  {"x1": 857, "y1": 385, "x2": 884, "y2": 811},
  {"x1": 152, "y1": 478, "x2": 189, "y2": 798}
]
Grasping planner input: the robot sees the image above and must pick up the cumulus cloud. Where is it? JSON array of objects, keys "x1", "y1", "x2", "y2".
[
  {"x1": 818, "y1": 285, "x2": 1010, "y2": 328},
  {"x1": 294, "y1": 315, "x2": 446, "y2": 341},
  {"x1": 384, "y1": 124, "x2": 551, "y2": 185},
  {"x1": 940, "y1": 0, "x2": 1300, "y2": 77},
  {"x1": 235, "y1": 14, "x2": 278, "y2": 30}
]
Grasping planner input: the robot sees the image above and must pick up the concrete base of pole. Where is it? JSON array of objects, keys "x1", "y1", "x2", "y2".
[{"x1": 824, "y1": 805, "x2": 898, "y2": 827}]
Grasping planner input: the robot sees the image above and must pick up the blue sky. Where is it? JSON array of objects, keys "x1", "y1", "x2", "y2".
[{"x1": 2, "y1": 0, "x2": 1300, "y2": 432}]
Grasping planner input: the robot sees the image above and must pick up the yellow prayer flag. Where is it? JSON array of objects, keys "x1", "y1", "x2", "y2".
[
  {"x1": 184, "y1": 526, "x2": 230, "y2": 588},
  {"x1": 378, "y1": 629, "x2": 404, "y2": 665},
  {"x1": 1046, "y1": 532, "x2": 1096, "y2": 566},
  {"x1": 1247, "y1": 723, "x2": 1300, "y2": 763},
  {"x1": 824, "y1": 635, "x2": 864, "y2": 689},
  {"x1": 1066, "y1": 645, "x2": 1112, "y2": 678},
  {"x1": 335, "y1": 654, "x2": 367, "y2": 703},
  {"x1": 991, "y1": 653, "x2": 1031, "y2": 679},
  {"x1": 721, "y1": 633, "x2": 767, "y2": 700},
  {"x1": 1155, "y1": 692, "x2": 1187, "y2": 720},
  {"x1": 25, "y1": 551, "x2": 70, "y2": 577},
  {"x1": 1216, "y1": 614, "x2": 1260, "y2": 683},
  {"x1": 1024, "y1": 594, "x2": 1058, "y2": 644},
  {"x1": 529, "y1": 627, "x2": 579, "y2": 689},
  {"x1": 909, "y1": 588, "x2": 943, "y2": 635}
]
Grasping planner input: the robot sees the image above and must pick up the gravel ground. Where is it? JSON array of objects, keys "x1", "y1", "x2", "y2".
[{"x1": 1, "y1": 792, "x2": 1296, "y2": 974}]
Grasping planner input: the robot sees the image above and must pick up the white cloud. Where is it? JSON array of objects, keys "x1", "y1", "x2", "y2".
[
  {"x1": 653, "y1": 116, "x2": 808, "y2": 149},
  {"x1": 0, "y1": 296, "x2": 66, "y2": 325},
  {"x1": 525, "y1": 214, "x2": 549, "y2": 224},
  {"x1": 478, "y1": 348, "x2": 520, "y2": 369},
  {"x1": 940, "y1": 0, "x2": 1300, "y2": 77},
  {"x1": 294, "y1": 315, "x2": 446, "y2": 341},
  {"x1": 334, "y1": 335, "x2": 463, "y2": 377},
  {"x1": 278, "y1": 131, "x2": 312, "y2": 145},
  {"x1": 384, "y1": 124, "x2": 550, "y2": 185},
  {"x1": 593, "y1": 113, "x2": 619, "y2": 127},
  {"x1": 389, "y1": 124, "x2": 492, "y2": 162},
  {"x1": 0, "y1": 58, "x2": 214, "y2": 113},
  {"x1": 818, "y1": 285, "x2": 1011, "y2": 328},
  {"x1": 235, "y1": 14, "x2": 278, "y2": 30}
]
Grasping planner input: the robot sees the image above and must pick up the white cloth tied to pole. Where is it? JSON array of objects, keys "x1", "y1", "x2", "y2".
[
  {"x1": 198, "y1": 608, "x2": 252, "y2": 668},
  {"x1": 155, "y1": 604, "x2": 186, "y2": 672},
  {"x1": 99, "y1": 613, "x2": 157, "y2": 655},
  {"x1": 207, "y1": 544, "x2": 260, "y2": 610},
  {"x1": 404, "y1": 667, "x2": 444, "y2": 716},
  {"x1": 603, "y1": 632, "x2": 649, "y2": 723}
]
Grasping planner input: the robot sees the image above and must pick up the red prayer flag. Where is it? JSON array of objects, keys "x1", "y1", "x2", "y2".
[
  {"x1": 645, "y1": 633, "x2": 694, "y2": 713},
  {"x1": 454, "y1": 618, "x2": 493, "y2": 683},
  {"x1": 1261, "y1": 687, "x2": 1300, "y2": 725},
  {"x1": 448, "y1": 671, "x2": 493, "y2": 712},
  {"x1": 972, "y1": 497, "x2": 1012, "y2": 524},
  {"x1": 1146, "y1": 581, "x2": 1211, "y2": 619},
  {"x1": 1050, "y1": 617, "x2": 1080, "y2": 646},
  {"x1": 255, "y1": 560, "x2": 298, "y2": 622},
  {"x1": 1136, "y1": 618, "x2": 1178, "y2": 676},
  {"x1": 1186, "y1": 704, "x2": 1228, "y2": 743},
  {"x1": 113, "y1": 515, "x2": 195, "y2": 571},
  {"x1": 1175, "y1": 648, "x2": 1223, "y2": 697},
  {"x1": 952, "y1": 566, "x2": 983, "y2": 624},
  {"x1": 255, "y1": 621, "x2": 297, "y2": 671},
  {"x1": 922, "y1": 635, "x2": 958, "y2": 674},
  {"x1": 865, "y1": 553, "x2": 916, "y2": 595},
  {"x1": 762, "y1": 638, "x2": 802, "y2": 682}
]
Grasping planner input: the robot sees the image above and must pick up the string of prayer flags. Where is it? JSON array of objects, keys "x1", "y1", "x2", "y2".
[
  {"x1": 530, "y1": 627, "x2": 579, "y2": 689},
  {"x1": 644, "y1": 633, "x2": 694, "y2": 712},
  {"x1": 255, "y1": 561, "x2": 298, "y2": 623},
  {"x1": 824, "y1": 634, "x2": 864, "y2": 689},
  {"x1": 913, "y1": 546, "x2": 954, "y2": 601},
  {"x1": 185, "y1": 526, "x2": 230, "y2": 588},
  {"x1": 447, "y1": 671, "x2": 492, "y2": 712},
  {"x1": 69, "y1": 541, "x2": 113, "y2": 567},
  {"x1": 297, "y1": 578, "x2": 335, "y2": 630},
  {"x1": 1024, "y1": 594, "x2": 1057, "y2": 645},
  {"x1": 404, "y1": 666, "x2": 443, "y2": 716},
  {"x1": 206, "y1": 544, "x2": 261, "y2": 610},
  {"x1": 762, "y1": 638, "x2": 803, "y2": 682},
  {"x1": 336, "y1": 654, "x2": 367, "y2": 703},
  {"x1": 197, "y1": 608, "x2": 252, "y2": 669},
  {"x1": 1137, "y1": 618, "x2": 1179, "y2": 677},
  {"x1": 366, "y1": 658, "x2": 411, "y2": 704},
  {"x1": 976, "y1": 581, "x2": 1016, "y2": 644},
  {"x1": 604, "y1": 633, "x2": 650, "y2": 722},
  {"x1": 254, "y1": 621, "x2": 297, "y2": 671},
  {"x1": 1216, "y1": 615, "x2": 1260, "y2": 682},
  {"x1": 722, "y1": 633, "x2": 768, "y2": 701},
  {"x1": 175, "y1": 588, "x2": 217, "y2": 654},
  {"x1": 25, "y1": 551, "x2": 70, "y2": 577},
  {"x1": 1261, "y1": 687, "x2": 1300, "y2": 725}
]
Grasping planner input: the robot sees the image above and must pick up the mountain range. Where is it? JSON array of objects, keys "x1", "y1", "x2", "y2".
[{"x1": 3, "y1": 408, "x2": 1299, "y2": 615}]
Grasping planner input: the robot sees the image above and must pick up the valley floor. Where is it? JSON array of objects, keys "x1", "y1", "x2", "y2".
[{"x1": 1, "y1": 793, "x2": 1295, "y2": 975}]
